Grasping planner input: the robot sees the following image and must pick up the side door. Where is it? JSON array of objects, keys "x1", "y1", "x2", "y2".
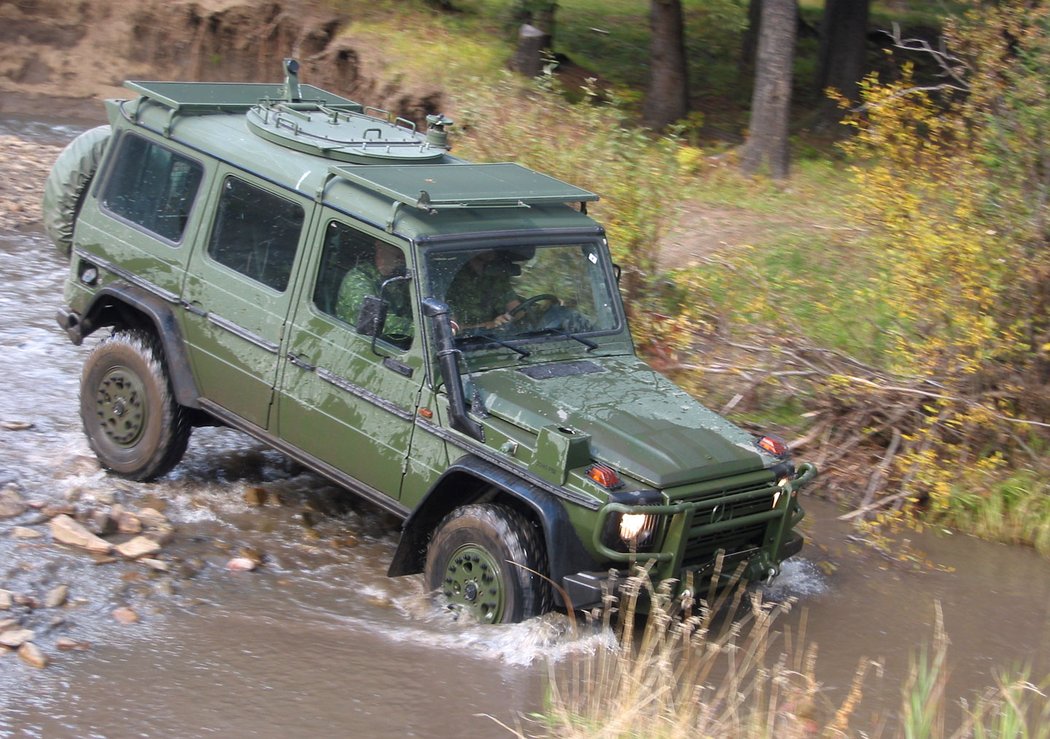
[
  {"x1": 276, "y1": 217, "x2": 429, "y2": 498},
  {"x1": 181, "y1": 173, "x2": 310, "y2": 429}
]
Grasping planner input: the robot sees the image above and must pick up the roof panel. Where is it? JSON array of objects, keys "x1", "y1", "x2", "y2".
[
  {"x1": 124, "y1": 81, "x2": 361, "y2": 112},
  {"x1": 330, "y1": 162, "x2": 599, "y2": 210}
]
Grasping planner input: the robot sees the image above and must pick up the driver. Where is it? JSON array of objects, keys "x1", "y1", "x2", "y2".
[{"x1": 446, "y1": 251, "x2": 523, "y2": 332}]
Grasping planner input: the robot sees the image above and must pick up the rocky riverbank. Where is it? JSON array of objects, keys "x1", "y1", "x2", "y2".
[
  {"x1": 0, "y1": 134, "x2": 59, "y2": 232},
  {"x1": 0, "y1": 476, "x2": 182, "y2": 668}
]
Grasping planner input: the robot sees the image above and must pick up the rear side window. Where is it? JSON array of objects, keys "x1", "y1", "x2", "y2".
[
  {"x1": 207, "y1": 177, "x2": 305, "y2": 292},
  {"x1": 100, "y1": 133, "x2": 203, "y2": 243}
]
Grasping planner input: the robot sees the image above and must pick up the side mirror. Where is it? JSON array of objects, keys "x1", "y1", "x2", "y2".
[{"x1": 356, "y1": 295, "x2": 388, "y2": 337}]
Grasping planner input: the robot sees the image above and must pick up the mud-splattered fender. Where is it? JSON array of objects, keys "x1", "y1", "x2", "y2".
[{"x1": 388, "y1": 454, "x2": 598, "y2": 607}]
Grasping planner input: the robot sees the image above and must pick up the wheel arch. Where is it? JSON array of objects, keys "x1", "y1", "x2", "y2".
[
  {"x1": 388, "y1": 454, "x2": 599, "y2": 607},
  {"x1": 74, "y1": 283, "x2": 200, "y2": 409}
]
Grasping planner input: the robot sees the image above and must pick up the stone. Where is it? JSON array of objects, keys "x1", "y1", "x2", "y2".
[
  {"x1": 56, "y1": 637, "x2": 89, "y2": 651},
  {"x1": 244, "y1": 486, "x2": 268, "y2": 507},
  {"x1": 0, "y1": 487, "x2": 27, "y2": 519},
  {"x1": 49, "y1": 514, "x2": 112, "y2": 554},
  {"x1": 116, "y1": 511, "x2": 142, "y2": 534},
  {"x1": 0, "y1": 590, "x2": 10, "y2": 610},
  {"x1": 11, "y1": 526, "x2": 42, "y2": 539},
  {"x1": 0, "y1": 420, "x2": 33, "y2": 431},
  {"x1": 225, "y1": 557, "x2": 257, "y2": 572},
  {"x1": 136, "y1": 507, "x2": 168, "y2": 528},
  {"x1": 18, "y1": 642, "x2": 47, "y2": 669},
  {"x1": 145, "y1": 524, "x2": 175, "y2": 547},
  {"x1": 41, "y1": 503, "x2": 77, "y2": 519},
  {"x1": 112, "y1": 607, "x2": 139, "y2": 624},
  {"x1": 0, "y1": 618, "x2": 16, "y2": 631},
  {"x1": 44, "y1": 585, "x2": 69, "y2": 609},
  {"x1": 140, "y1": 558, "x2": 169, "y2": 572},
  {"x1": 115, "y1": 536, "x2": 161, "y2": 560},
  {"x1": 90, "y1": 510, "x2": 118, "y2": 537},
  {"x1": 0, "y1": 629, "x2": 34, "y2": 648}
]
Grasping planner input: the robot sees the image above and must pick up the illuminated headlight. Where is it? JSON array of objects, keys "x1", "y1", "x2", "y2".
[
  {"x1": 619, "y1": 512, "x2": 656, "y2": 544},
  {"x1": 602, "y1": 489, "x2": 664, "y2": 553}
]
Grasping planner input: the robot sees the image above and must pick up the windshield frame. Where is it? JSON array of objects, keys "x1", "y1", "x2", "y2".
[{"x1": 419, "y1": 234, "x2": 628, "y2": 357}]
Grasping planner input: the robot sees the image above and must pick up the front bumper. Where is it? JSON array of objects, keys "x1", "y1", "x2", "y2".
[{"x1": 565, "y1": 463, "x2": 816, "y2": 610}]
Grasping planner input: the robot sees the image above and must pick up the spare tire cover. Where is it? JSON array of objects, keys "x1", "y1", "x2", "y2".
[{"x1": 42, "y1": 125, "x2": 111, "y2": 257}]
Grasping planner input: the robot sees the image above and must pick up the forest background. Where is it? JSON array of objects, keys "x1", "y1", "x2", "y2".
[{"x1": 390, "y1": 0, "x2": 1050, "y2": 557}]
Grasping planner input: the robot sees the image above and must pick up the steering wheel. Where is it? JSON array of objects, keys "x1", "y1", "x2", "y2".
[{"x1": 507, "y1": 293, "x2": 559, "y2": 319}]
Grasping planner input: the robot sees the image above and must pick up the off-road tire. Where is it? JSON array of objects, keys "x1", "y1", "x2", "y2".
[
  {"x1": 425, "y1": 503, "x2": 551, "y2": 624},
  {"x1": 80, "y1": 329, "x2": 191, "y2": 481},
  {"x1": 42, "y1": 125, "x2": 111, "y2": 257}
]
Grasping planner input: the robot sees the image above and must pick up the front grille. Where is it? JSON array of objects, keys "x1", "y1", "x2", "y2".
[{"x1": 676, "y1": 479, "x2": 777, "y2": 568}]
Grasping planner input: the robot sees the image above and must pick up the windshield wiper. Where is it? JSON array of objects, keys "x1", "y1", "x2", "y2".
[
  {"x1": 522, "y1": 328, "x2": 599, "y2": 351},
  {"x1": 457, "y1": 332, "x2": 531, "y2": 358}
]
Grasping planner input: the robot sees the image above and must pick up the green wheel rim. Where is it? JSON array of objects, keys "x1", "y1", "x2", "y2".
[
  {"x1": 94, "y1": 365, "x2": 148, "y2": 447},
  {"x1": 441, "y1": 544, "x2": 506, "y2": 623}
]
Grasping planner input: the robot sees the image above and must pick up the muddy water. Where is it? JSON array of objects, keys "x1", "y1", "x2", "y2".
[{"x1": 0, "y1": 119, "x2": 1047, "y2": 737}]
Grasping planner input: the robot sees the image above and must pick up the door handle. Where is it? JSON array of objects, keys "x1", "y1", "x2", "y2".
[{"x1": 286, "y1": 352, "x2": 316, "y2": 371}]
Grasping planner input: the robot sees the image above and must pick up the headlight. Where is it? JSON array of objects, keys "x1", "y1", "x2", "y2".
[
  {"x1": 618, "y1": 512, "x2": 657, "y2": 548},
  {"x1": 600, "y1": 489, "x2": 664, "y2": 553}
]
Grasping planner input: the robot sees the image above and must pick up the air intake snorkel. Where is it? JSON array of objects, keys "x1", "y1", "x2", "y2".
[{"x1": 422, "y1": 298, "x2": 484, "y2": 441}]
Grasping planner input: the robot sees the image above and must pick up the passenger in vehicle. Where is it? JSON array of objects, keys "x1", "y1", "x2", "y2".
[{"x1": 336, "y1": 240, "x2": 414, "y2": 338}]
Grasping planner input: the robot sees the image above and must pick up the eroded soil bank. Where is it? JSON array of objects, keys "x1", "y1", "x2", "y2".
[{"x1": 0, "y1": 0, "x2": 442, "y2": 122}]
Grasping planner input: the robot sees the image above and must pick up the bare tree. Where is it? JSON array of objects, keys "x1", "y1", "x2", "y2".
[
  {"x1": 643, "y1": 0, "x2": 689, "y2": 130},
  {"x1": 740, "y1": 0, "x2": 797, "y2": 179}
]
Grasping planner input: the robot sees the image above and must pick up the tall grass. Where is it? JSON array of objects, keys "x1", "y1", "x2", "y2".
[{"x1": 518, "y1": 573, "x2": 1049, "y2": 738}]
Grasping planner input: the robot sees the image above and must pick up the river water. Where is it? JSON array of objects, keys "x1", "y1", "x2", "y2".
[{"x1": 0, "y1": 119, "x2": 1047, "y2": 737}]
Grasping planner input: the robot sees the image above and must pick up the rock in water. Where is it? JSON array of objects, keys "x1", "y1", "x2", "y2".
[
  {"x1": 0, "y1": 487, "x2": 27, "y2": 518},
  {"x1": 18, "y1": 642, "x2": 47, "y2": 669},
  {"x1": 44, "y1": 585, "x2": 69, "y2": 608},
  {"x1": 115, "y1": 536, "x2": 161, "y2": 560},
  {"x1": 112, "y1": 607, "x2": 139, "y2": 624},
  {"x1": 225, "y1": 557, "x2": 257, "y2": 572},
  {"x1": 49, "y1": 514, "x2": 112, "y2": 554},
  {"x1": 0, "y1": 629, "x2": 35, "y2": 648}
]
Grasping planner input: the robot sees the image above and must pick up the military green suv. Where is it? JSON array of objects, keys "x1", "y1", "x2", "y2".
[{"x1": 45, "y1": 61, "x2": 815, "y2": 623}]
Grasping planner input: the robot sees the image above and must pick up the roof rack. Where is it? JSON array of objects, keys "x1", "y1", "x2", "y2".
[
  {"x1": 321, "y1": 162, "x2": 599, "y2": 230},
  {"x1": 123, "y1": 80, "x2": 363, "y2": 115}
]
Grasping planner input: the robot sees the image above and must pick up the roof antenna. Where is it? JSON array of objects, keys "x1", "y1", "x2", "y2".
[{"x1": 283, "y1": 58, "x2": 301, "y2": 102}]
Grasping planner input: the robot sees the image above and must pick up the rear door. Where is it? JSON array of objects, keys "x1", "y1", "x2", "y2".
[{"x1": 181, "y1": 173, "x2": 310, "y2": 429}]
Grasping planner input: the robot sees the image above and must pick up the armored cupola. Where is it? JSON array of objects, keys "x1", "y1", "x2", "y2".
[{"x1": 245, "y1": 60, "x2": 451, "y2": 164}]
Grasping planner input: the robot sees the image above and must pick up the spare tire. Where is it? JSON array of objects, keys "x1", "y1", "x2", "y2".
[{"x1": 42, "y1": 125, "x2": 111, "y2": 257}]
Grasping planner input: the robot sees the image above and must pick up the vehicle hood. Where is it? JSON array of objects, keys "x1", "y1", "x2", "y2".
[{"x1": 474, "y1": 357, "x2": 769, "y2": 488}]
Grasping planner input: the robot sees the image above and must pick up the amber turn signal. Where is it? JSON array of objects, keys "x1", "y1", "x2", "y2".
[{"x1": 587, "y1": 463, "x2": 622, "y2": 489}]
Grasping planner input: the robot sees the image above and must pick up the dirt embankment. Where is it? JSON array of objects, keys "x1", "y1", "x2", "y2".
[{"x1": 0, "y1": 0, "x2": 442, "y2": 123}]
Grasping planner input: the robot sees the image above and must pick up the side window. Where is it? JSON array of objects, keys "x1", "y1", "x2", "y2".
[
  {"x1": 207, "y1": 177, "x2": 304, "y2": 292},
  {"x1": 313, "y1": 220, "x2": 414, "y2": 348},
  {"x1": 100, "y1": 133, "x2": 203, "y2": 243}
]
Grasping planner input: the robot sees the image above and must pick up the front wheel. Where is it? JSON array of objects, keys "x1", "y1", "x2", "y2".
[
  {"x1": 80, "y1": 329, "x2": 191, "y2": 481},
  {"x1": 424, "y1": 503, "x2": 550, "y2": 624}
]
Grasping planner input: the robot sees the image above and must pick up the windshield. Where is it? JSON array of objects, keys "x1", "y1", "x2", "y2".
[{"x1": 425, "y1": 241, "x2": 620, "y2": 349}]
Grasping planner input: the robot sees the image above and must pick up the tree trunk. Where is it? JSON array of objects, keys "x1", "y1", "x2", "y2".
[
  {"x1": 815, "y1": 0, "x2": 870, "y2": 124},
  {"x1": 740, "y1": 0, "x2": 797, "y2": 180},
  {"x1": 643, "y1": 0, "x2": 689, "y2": 130}
]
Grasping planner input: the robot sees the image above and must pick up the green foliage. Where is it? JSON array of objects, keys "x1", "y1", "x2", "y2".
[
  {"x1": 826, "y1": 2, "x2": 1050, "y2": 531},
  {"x1": 450, "y1": 72, "x2": 682, "y2": 316}
]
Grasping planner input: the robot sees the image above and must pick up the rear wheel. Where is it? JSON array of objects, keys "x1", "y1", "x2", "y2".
[
  {"x1": 80, "y1": 329, "x2": 191, "y2": 481},
  {"x1": 424, "y1": 503, "x2": 550, "y2": 624}
]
